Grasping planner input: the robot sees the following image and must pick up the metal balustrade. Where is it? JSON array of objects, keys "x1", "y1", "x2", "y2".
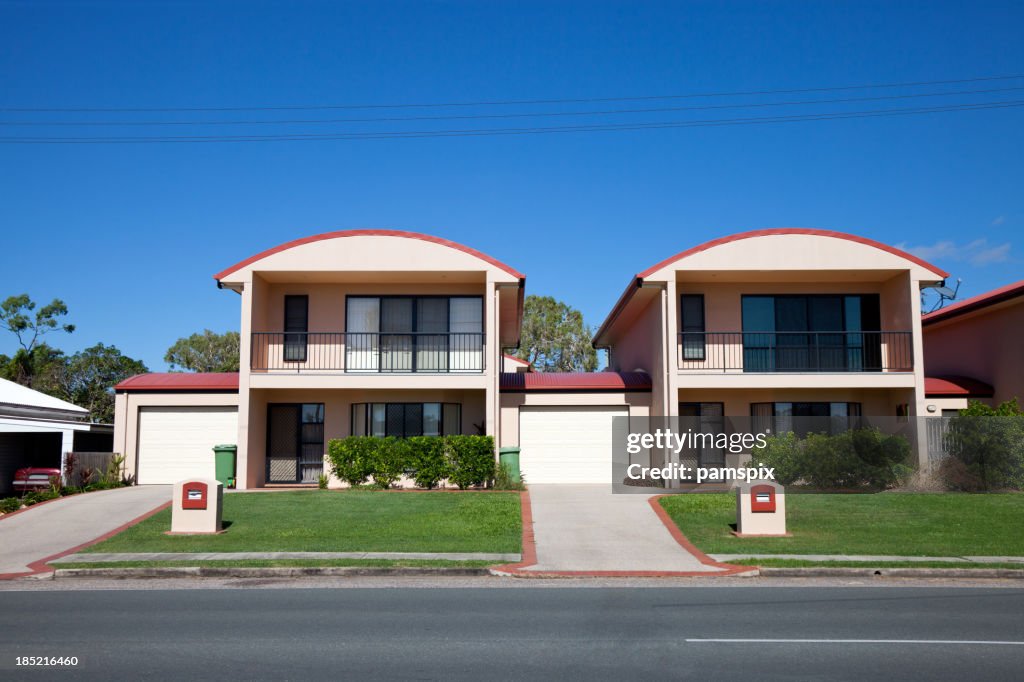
[
  {"x1": 251, "y1": 332, "x2": 485, "y2": 372},
  {"x1": 677, "y1": 331, "x2": 913, "y2": 372}
]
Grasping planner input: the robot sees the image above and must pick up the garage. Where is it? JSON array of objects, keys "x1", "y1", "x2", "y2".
[
  {"x1": 114, "y1": 373, "x2": 240, "y2": 485},
  {"x1": 500, "y1": 371, "x2": 651, "y2": 484},
  {"x1": 518, "y1": 405, "x2": 628, "y2": 484},
  {"x1": 136, "y1": 407, "x2": 238, "y2": 484}
]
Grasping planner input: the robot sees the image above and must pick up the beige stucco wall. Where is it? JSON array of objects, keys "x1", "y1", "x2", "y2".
[
  {"x1": 924, "y1": 301, "x2": 1024, "y2": 405},
  {"x1": 220, "y1": 233, "x2": 523, "y2": 487},
  {"x1": 113, "y1": 391, "x2": 240, "y2": 483},
  {"x1": 245, "y1": 388, "x2": 486, "y2": 489}
]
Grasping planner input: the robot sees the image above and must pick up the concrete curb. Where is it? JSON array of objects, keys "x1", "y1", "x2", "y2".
[
  {"x1": 53, "y1": 566, "x2": 493, "y2": 579},
  {"x1": 758, "y1": 567, "x2": 1024, "y2": 579}
]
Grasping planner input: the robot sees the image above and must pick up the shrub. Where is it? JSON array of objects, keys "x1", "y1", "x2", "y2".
[
  {"x1": 406, "y1": 436, "x2": 448, "y2": 489},
  {"x1": 753, "y1": 428, "x2": 911, "y2": 490},
  {"x1": 751, "y1": 431, "x2": 802, "y2": 485},
  {"x1": 446, "y1": 435, "x2": 496, "y2": 489},
  {"x1": 327, "y1": 436, "x2": 377, "y2": 486},
  {"x1": 945, "y1": 400, "x2": 1024, "y2": 491},
  {"x1": 369, "y1": 437, "x2": 407, "y2": 489},
  {"x1": 317, "y1": 473, "x2": 329, "y2": 490},
  {"x1": 493, "y1": 461, "x2": 525, "y2": 491},
  {"x1": 105, "y1": 453, "x2": 125, "y2": 485},
  {"x1": 0, "y1": 497, "x2": 21, "y2": 513}
]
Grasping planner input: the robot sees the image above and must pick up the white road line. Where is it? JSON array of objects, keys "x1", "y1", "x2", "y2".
[{"x1": 686, "y1": 639, "x2": 1024, "y2": 645}]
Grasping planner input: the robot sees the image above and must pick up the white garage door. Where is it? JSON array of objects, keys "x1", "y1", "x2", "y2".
[
  {"x1": 518, "y1": 406, "x2": 627, "y2": 484},
  {"x1": 137, "y1": 407, "x2": 238, "y2": 484}
]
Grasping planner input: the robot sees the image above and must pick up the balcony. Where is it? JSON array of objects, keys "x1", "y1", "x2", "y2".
[
  {"x1": 677, "y1": 331, "x2": 913, "y2": 373},
  {"x1": 251, "y1": 332, "x2": 485, "y2": 373}
]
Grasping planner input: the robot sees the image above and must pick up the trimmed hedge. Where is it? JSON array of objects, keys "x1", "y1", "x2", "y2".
[{"x1": 327, "y1": 435, "x2": 496, "y2": 490}]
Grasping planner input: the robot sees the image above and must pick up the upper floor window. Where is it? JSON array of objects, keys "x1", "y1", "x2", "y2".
[
  {"x1": 283, "y1": 295, "x2": 309, "y2": 362},
  {"x1": 680, "y1": 295, "x2": 706, "y2": 361},
  {"x1": 741, "y1": 294, "x2": 882, "y2": 372},
  {"x1": 346, "y1": 296, "x2": 484, "y2": 373}
]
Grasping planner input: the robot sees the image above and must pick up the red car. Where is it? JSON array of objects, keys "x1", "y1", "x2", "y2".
[{"x1": 12, "y1": 467, "x2": 62, "y2": 492}]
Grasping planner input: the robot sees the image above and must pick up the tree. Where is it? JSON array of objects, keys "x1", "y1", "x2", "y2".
[
  {"x1": 0, "y1": 293, "x2": 75, "y2": 351},
  {"x1": 513, "y1": 295, "x2": 598, "y2": 372},
  {"x1": 0, "y1": 294, "x2": 75, "y2": 388},
  {"x1": 165, "y1": 330, "x2": 240, "y2": 372},
  {"x1": 54, "y1": 344, "x2": 148, "y2": 423}
]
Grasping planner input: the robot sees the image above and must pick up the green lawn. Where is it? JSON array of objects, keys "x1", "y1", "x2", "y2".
[
  {"x1": 659, "y1": 492, "x2": 1024, "y2": 556},
  {"x1": 83, "y1": 490, "x2": 521, "y2": 554}
]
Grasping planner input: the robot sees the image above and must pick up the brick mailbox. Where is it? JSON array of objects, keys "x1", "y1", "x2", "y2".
[
  {"x1": 170, "y1": 478, "x2": 224, "y2": 534},
  {"x1": 734, "y1": 480, "x2": 787, "y2": 536}
]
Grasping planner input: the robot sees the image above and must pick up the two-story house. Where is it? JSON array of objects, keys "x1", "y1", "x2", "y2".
[
  {"x1": 115, "y1": 230, "x2": 524, "y2": 488},
  {"x1": 592, "y1": 229, "x2": 949, "y2": 475}
]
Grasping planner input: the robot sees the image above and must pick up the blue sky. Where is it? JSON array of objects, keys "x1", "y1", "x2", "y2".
[{"x1": 1, "y1": 1, "x2": 1022, "y2": 371}]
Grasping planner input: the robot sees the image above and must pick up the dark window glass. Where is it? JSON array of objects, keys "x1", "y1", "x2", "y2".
[
  {"x1": 284, "y1": 295, "x2": 308, "y2": 362},
  {"x1": 352, "y1": 402, "x2": 460, "y2": 438},
  {"x1": 680, "y1": 295, "x2": 706, "y2": 361}
]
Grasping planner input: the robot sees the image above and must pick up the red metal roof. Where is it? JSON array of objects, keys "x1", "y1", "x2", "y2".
[
  {"x1": 115, "y1": 373, "x2": 240, "y2": 392},
  {"x1": 500, "y1": 371, "x2": 651, "y2": 392},
  {"x1": 922, "y1": 279, "x2": 1024, "y2": 326},
  {"x1": 595, "y1": 228, "x2": 950, "y2": 345},
  {"x1": 924, "y1": 375, "x2": 994, "y2": 398},
  {"x1": 214, "y1": 229, "x2": 526, "y2": 281}
]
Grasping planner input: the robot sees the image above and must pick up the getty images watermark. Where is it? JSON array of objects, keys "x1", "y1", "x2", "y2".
[{"x1": 623, "y1": 427, "x2": 776, "y2": 484}]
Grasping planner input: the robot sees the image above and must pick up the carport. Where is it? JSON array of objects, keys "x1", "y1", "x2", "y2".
[{"x1": 0, "y1": 378, "x2": 111, "y2": 495}]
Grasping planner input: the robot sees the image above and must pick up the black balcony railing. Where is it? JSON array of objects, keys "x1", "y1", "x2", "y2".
[
  {"x1": 677, "y1": 331, "x2": 913, "y2": 372},
  {"x1": 250, "y1": 332, "x2": 485, "y2": 372}
]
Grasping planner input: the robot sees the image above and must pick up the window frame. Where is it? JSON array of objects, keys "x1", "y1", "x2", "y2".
[
  {"x1": 283, "y1": 295, "x2": 309, "y2": 363},
  {"x1": 679, "y1": 294, "x2": 706, "y2": 362},
  {"x1": 351, "y1": 402, "x2": 462, "y2": 438}
]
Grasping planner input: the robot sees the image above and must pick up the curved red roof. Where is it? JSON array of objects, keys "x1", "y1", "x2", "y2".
[
  {"x1": 922, "y1": 279, "x2": 1024, "y2": 326},
  {"x1": 638, "y1": 228, "x2": 949, "y2": 279},
  {"x1": 214, "y1": 229, "x2": 525, "y2": 281},
  {"x1": 500, "y1": 371, "x2": 651, "y2": 392},
  {"x1": 115, "y1": 373, "x2": 240, "y2": 392},
  {"x1": 924, "y1": 375, "x2": 994, "y2": 398}
]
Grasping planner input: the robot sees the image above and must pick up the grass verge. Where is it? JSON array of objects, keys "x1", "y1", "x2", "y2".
[
  {"x1": 52, "y1": 559, "x2": 496, "y2": 569},
  {"x1": 82, "y1": 490, "x2": 521, "y2": 554},
  {"x1": 659, "y1": 492, "x2": 1024, "y2": 556},
  {"x1": 724, "y1": 559, "x2": 1024, "y2": 570}
]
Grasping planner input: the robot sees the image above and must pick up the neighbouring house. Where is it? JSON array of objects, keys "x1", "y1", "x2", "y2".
[
  {"x1": 590, "y1": 228, "x2": 951, "y2": 479},
  {"x1": 117, "y1": 230, "x2": 525, "y2": 488},
  {"x1": 0, "y1": 378, "x2": 112, "y2": 495},
  {"x1": 114, "y1": 226, "x2": 970, "y2": 488},
  {"x1": 921, "y1": 279, "x2": 1024, "y2": 412}
]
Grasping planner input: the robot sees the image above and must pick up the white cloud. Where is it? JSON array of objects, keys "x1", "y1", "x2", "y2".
[
  {"x1": 897, "y1": 238, "x2": 1011, "y2": 267},
  {"x1": 992, "y1": 215, "x2": 1006, "y2": 226}
]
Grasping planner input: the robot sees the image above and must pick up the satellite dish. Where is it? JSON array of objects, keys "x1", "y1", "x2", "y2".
[{"x1": 934, "y1": 286, "x2": 956, "y2": 298}]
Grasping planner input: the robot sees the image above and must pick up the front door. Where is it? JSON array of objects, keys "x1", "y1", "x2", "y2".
[{"x1": 267, "y1": 403, "x2": 325, "y2": 484}]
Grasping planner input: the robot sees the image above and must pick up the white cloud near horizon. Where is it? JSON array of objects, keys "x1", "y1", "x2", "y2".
[{"x1": 897, "y1": 238, "x2": 1012, "y2": 267}]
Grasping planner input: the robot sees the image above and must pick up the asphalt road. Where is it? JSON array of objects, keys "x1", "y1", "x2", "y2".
[{"x1": 2, "y1": 584, "x2": 1023, "y2": 680}]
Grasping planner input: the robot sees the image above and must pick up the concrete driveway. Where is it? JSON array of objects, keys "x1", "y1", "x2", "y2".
[
  {"x1": 0, "y1": 485, "x2": 170, "y2": 578},
  {"x1": 524, "y1": 484, "x2": 723, "y2": 573}
]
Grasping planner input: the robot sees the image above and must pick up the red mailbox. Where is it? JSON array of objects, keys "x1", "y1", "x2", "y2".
[
  {"x1": 181, "y1": 481, "x2": 209, "y2": 510},
  {"x1": 750, "y1": 484, "x2": 776, "y2": 513}
]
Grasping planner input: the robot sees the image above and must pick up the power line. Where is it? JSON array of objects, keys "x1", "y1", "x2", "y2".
[
  {"x1": 3, "y1": 99, "x2": 1020, "y2": 144},
  {"x1": 2, "y1": 74, "x2": 1022, "y2": 113},
  {"x1": 2, "y1": 85, "x2": 1021, "y2": 127}
]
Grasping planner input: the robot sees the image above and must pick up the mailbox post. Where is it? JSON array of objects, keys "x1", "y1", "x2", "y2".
[
  {"x1": 734, "y1": 480, "x2": 787, "y2": 536},
  {"x1": 170, "y1": 478, "x2": 224, "y2": 534}
]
